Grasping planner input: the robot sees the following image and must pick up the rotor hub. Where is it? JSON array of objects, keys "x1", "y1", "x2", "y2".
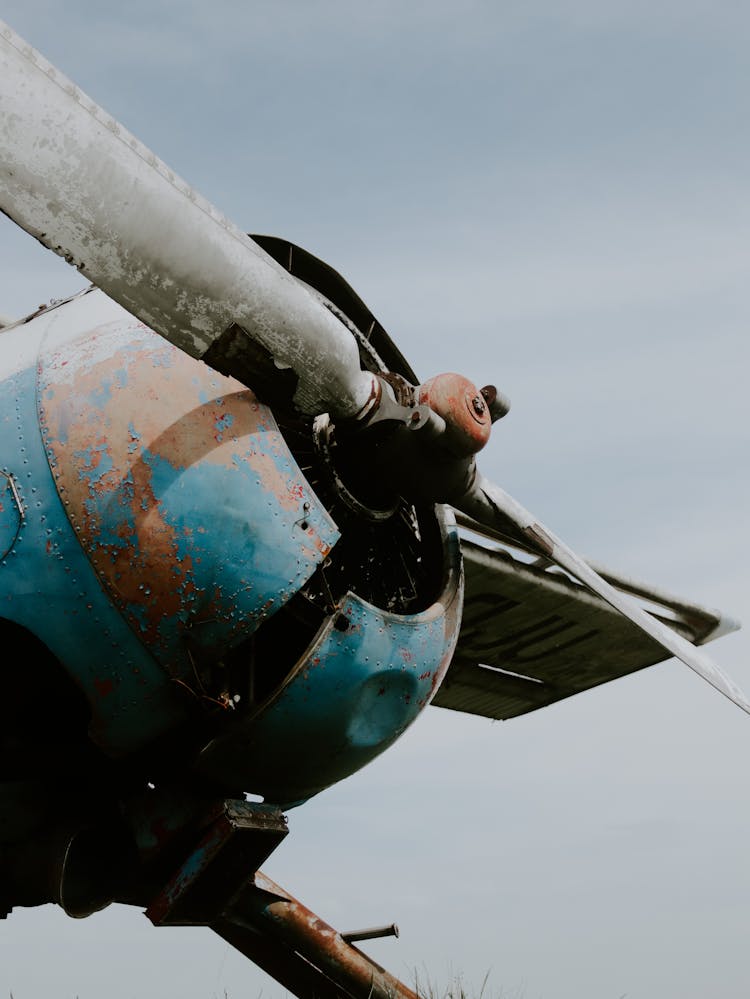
[{"x1": 417, "y1": 373, "x2": 493, "y2": 457}]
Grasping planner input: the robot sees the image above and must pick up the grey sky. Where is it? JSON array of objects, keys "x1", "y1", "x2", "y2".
[{"x1": 0, "y1": 3, "x2": 748, "y2": 998}]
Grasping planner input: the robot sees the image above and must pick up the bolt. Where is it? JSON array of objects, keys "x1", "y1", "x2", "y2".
[{"x1": 471, "y1": 394, "x2": 486, "y2": 416}]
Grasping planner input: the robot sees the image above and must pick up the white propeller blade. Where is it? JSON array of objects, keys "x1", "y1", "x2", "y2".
[
  {"x1": 459, "y1": 474, "x2": 749, "y2": 715},
  {"x1": 0, "y1": 20, "x2": 376, "y2": 419}
]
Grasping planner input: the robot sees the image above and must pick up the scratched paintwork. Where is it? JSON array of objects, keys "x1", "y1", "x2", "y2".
[
  {"x1": 0, "y1": 357, "x2": 187, "y2": 753},
  {"x1": 0, "y1": 473, "x2": 21, "y2": 559},
  {"x1": 197, "y1": 518, "x2": 463, "y2": 805},
  {"x1": 38, "y1": 320, "x2": 339, "y2": 676},
  {"x1": 0, "y1": 289, "x2": 465, "y2": 795}
]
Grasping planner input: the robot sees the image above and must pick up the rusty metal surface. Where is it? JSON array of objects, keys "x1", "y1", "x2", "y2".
[
  {"x1": 215, "y1": 871, "x2": 419, "y2": 999},
  {"x1": 196, "y1": 513, "x2": 464, "y2": 805},
  {"x1": 38, "y1": 319, "x2": 339, "y2": 679},
  {"x1": 0, "y1": 301, "x2": 191, "y2": 753},
  {"x1": 147, "y1": 800, "x2": 288, "y2": 926},
  {"x1": 417, "y1": 373, "x2": 492, "y2": 457}
]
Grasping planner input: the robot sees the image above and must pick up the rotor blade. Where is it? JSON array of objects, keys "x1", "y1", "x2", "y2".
[
  {"x1": 0, "y1": 19, "x2": 376, "y2": 419},
  {"x1": 457, "y1": 474, "x2": 750, "y2": 715}
]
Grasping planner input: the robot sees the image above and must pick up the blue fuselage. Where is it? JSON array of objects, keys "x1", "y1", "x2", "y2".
[{"x1": 0, "y1": 289, "x2": 462, "y2": 806}]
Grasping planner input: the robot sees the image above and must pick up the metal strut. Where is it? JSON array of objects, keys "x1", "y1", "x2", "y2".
[
  {"x1": 145, "y1": 799, "x2": 417, "y2": 999},
  {"x1": 215, "y1": 873, "x2": 418, "y2": 999}
]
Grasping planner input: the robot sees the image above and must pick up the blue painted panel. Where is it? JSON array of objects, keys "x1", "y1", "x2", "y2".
[
  {"x1": 196, "y1": 538, "x2": 463, "y2": 807},
  {"x1": 37, "y1": 323, "x2": 340, "y2": 673},
  {"x1": 0, "y1": 312, "x2": 340, "y2": 757},
  {"x1": 0, "y1": 365, "x2": 188, "y2": 754},
  {"x1": 0, "y1": 472, "x2": 22, "y2": 559}
]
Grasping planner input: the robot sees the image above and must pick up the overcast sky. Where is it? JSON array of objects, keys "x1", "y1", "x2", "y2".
[{"x1": 1, "y1": 4, "x2": 748, "y2": 998}]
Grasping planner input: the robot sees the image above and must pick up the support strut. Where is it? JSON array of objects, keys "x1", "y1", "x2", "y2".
[
  {"x1": 145, "y1": 799, "x2": 418, "y2": 999},
  {"x1": 215, "y1": 872, "x2": 418, "y2": 999}
]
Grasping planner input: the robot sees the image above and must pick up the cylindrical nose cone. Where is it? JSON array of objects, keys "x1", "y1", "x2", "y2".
[{"x1": 418, "y1": 373, "x2": 492, "y2": 457}]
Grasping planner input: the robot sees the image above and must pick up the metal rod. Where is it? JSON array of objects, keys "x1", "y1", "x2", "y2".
[{"x1": 342, "y1": 923, "x2": 399, "y2": 943}]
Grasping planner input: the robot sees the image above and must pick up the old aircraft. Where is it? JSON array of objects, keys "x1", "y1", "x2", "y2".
[{"x1": 0, "y1": 16, "x2": 746, "y2": 998}]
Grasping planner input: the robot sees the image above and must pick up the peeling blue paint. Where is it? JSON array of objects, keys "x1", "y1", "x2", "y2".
[
  {"x1": 0, "y1": 362, "x2": 187, "y2": 753},
  {"x1": 37, "y1": 321, "x2": 340, "y2": 684}
]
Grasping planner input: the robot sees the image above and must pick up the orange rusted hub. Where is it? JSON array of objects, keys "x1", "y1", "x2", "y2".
[{"x1": 418, "y1": 372, "x2": 493, "y2": 457}]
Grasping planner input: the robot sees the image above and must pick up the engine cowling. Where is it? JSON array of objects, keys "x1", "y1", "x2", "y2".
[{"x1": 1, "y1": 287, "x2": 463, "y2": 804}]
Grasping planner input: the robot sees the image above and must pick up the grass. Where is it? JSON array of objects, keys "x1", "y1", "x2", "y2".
[{"x1": 413, "y1": 969, "x2": 526, "y2": 999}]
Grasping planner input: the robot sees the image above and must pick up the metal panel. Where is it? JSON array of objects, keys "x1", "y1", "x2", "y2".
[
  {"x1": 0, "y1": 471, "x2": 22, "y2": 559},
  {"x1": 197, "y1": 538, "x2": 463, "y2": 805},
  {"x1": 433, "y1": 532, "x2": 737, "y2": 721},
  {"x1": 0, "y1": 360, "x2": 185, "y2": 753},
  {"x1": 38, "y1": 319, "x2": 339, "y2": 676}
]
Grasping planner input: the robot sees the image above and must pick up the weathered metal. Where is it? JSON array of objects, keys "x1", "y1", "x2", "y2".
[
  {"x1": 137, "y1": 799, "x2": 415, "y2": 998},
  {"x1": 0, "y1": 292, "x2": 189, "y2": 753},
  {"x1": 417, "y1": 373, "x2": 493, "y2": 457},
  {"x1": 216, "y1": 872, "x2": 419, "y2": 999},
  {"x1": 0, "y1": 285, "x2": 466, "y2": 793},
  {"x1": 196, "y1": 517, "x2": 463, "y2": 805},
  {"x1": 452, "y1": 510, "x2": 741, "y2": 641},
  {"x1": 0, "y1": 470, "x2": 23, "y2": 559},
  {"x1": 147, "y1": 800, "x2": 288, "y2": 926},
  {"x1": 457, "y1": 476, "x2": 750, "y2": 714},
  {"x1": 38, "y1": 314, "x2": 338, "y2": 679},
  {"x1": 0, "y1": 13, "x2": 745, "y2": 999},
  {"x1": 0, "y1": 19, "x2": 377, "y2": 420}
]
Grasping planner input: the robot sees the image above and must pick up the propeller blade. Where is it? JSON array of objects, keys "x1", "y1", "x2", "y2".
[
  {"x1": 457, "y1": 474, "x2": 750, "y2": 715},
  {"x1": 0, "y1": 20, "x2": 376, "y2": 419}
]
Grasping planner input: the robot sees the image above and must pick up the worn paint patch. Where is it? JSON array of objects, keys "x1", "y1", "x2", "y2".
[
  {"x1": 0, "y1": 357, "x2": 187, "y2": 755},
  {"x1": 197, "y1": 527, "x2": 463, "y2": 804},
  {"x1": 38, "y1": 323, "x2": 339, "y2": 675}
]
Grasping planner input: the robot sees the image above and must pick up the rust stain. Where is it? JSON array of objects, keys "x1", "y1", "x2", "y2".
[
  {"x1": 93, "y1": 677, "x2": 115, "y2": 698},
  {"x1": 39, "y1": 328, "x2": 324, "y2": 659}
]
